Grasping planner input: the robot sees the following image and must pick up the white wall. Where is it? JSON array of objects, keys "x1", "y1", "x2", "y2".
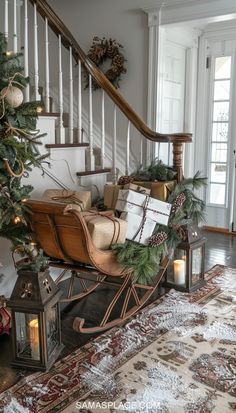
[{"x1": 48, "y1": 0, "x2": 149, "y2": 123}]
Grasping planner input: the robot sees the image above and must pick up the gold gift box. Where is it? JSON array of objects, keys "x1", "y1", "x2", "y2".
[{"x1": 133, "y1": 181, "x2": 176, "y2": 201}]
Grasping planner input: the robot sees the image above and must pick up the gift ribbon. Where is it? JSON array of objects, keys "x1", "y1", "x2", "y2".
[
  {"x1": 82, "y1": 210, "x2": 121, "y2": 248},
  {"x1": 51, "y1": 189, "x2": 84, "y2": 211},
  {"x1": 117, "y1": 193, "x2": 170, "y2": 243},
  {"x1": 108, "y1": 184, "x2": 149, "y2": 209},
  {"x1": 64, "y1": 206, "x2": 121, "y2": 248}
]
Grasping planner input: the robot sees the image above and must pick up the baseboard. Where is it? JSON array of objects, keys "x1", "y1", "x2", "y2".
[{"x1": 203, "y1": 226, "x2": 236, "y2": 235}]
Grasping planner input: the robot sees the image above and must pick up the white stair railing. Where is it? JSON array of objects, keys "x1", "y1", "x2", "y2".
[
  {"x1": 69, "y1": 46, "x2": 74, "y2": 143},
  {"x1": 4, "y1": 0, "x2": 9, "y2": 41},
  {"x1": 88, "y1": 74, "x2": 94, "y2": 169},
  {"x1": 45, "y1": 17, "x2": 50, "y2": 112},
  {"x1": 33, "y1": 3, "x2": 40, "y2": 100},
  {"x1": 58, "y1": 34, "x2": 65, "y2": 143},
  {"x1": 101, "y1": 90, "x2": 105, "y2": 169},
  {"x1": 112, "y1": 105, "x2": 117, "y2": 183},
  {"x1": 13, "y1": 0, "x2": 18, "y2": 52},
  {"x1": 1, "y1": 0, "x2": 144, "y2": 176},
  {"x1": 77, "y1": 59, "x2": 82, "y2": 143},
  {"x1": 24, "y1": 0, "x2": 30, "y2": 102},
  {"x1": 126, "y1": 120, "x2": 131, "y2": 175},
  {"x1": 1, "y1": 0, "x2": 190, "y2": 181}
]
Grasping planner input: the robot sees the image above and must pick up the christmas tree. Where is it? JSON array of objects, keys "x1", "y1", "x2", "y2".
[{"x1": 0, "y1": 32, "x2": 46, "y2": 255}]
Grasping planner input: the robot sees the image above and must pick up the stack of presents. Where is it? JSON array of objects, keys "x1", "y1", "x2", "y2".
[{"x1": 42, "y1": 174, "x2": 175, "y2": 251}]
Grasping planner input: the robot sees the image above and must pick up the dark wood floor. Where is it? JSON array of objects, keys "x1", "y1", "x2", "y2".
[{"x1": 1, "y1": 229, "x2": 236, "y2": 393}]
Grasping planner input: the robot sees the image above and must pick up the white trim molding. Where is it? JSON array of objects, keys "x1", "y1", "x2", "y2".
[{"x1": 145, "y1": 6, "x2": 163, "y2": 165}]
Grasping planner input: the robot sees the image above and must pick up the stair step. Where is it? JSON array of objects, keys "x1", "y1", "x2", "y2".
[
  {"x1": 76, "y1": 168, "x2": 111, "y2": 177},
  {"x1": 38, "y1": 112, "x2": 60, "y2": 117},
  {"x1": 46, "y1": 143, "x2": 89, "y2": 149}
]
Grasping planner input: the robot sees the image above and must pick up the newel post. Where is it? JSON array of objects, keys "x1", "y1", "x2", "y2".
[{"x1": 173, "y1": 142, "x2": 183, "y2": 182}]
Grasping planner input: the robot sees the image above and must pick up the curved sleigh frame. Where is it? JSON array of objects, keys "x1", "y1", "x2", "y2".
[{"x1": 27, "y1": 199, "x2": 169, "y2": 333}]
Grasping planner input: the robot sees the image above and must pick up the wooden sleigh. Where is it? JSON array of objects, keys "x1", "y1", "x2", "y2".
[{"x1": 27, "y1": 199, "x2": 169, "y2": 333}]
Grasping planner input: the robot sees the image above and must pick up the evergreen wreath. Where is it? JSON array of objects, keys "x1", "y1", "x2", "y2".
[
  {"x1": 85, "y1": 37, "x2": 127, "y2": 90},
  {"x1": 112, "y1": 172, "x2": 207, "y2": 285}
]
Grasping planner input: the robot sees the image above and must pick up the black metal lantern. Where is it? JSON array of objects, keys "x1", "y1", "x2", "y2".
[
  {"x1": 165, "y1": 223, "x2": 207, "y2": 292},
  {"x1": 8, "y1": 268, "x2": 64, "y2": 371}
]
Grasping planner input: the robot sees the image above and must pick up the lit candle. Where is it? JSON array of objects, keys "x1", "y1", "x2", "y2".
[
  {"x1": 29, "y1": 319, "x2": 40, "y2": 360},
  {"x1": 173, "y1": 259, "x2": 186, "y2": 285}
]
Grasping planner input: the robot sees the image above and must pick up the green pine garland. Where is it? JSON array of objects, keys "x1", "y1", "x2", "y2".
[
  {"x1": 0, "y1": 32, "x2": 47, "y2": 266},
  {"x1": 112, "y1": 172, "x2": 207, "y2": 285},
  {"x1": 131, "y1": 159, "x2": 177, "y2": 182}
]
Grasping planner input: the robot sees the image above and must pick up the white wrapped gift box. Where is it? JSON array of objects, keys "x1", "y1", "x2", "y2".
[
  {"x1": 120, "y1": 212, "x2": 156, "y2": 245},
  {"x1": 116, "y1": 189, "x2": 171, "y2": 226}
]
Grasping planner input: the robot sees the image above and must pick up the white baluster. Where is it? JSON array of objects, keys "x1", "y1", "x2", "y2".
[
  {"x1": 113, "y1": 105, "x2": 117, "y2": 183},
  {"x1": 101, "y1": 90, "x2": 105, "y2": 169},
  {"x1": 77, "y1": 60, "x2": 82, "y2": 142},
  {"x1": 24, "y1": 0, "x2": 29, "y2": 102},
  {"x1": 69, "y1": 46, "x2": 74, "y2": 143},
  {"x1": 13, "y1": 0, "x2": 18, "y2": 52},
  {"x1": 88, "y1": 74, "x2": 94, "y2": 170},
  {"x1": 140, "y1": 135, "x2": 143, "y2": 165},
  {"x1": 58, "y1": 35, "x2": 65, "y2": 143},
  {"x1": 4, "y1": 0, "x2": 9, "y2": 41},
  {"x1": 33, "y1": 4, "x2": 40, "y2": 100},
  {"x1": 126, "y1": 120, "x2": 131, "y2": 175},
  {"x1": 45, "y1": 17, "x2": 50, "y2": 112}
]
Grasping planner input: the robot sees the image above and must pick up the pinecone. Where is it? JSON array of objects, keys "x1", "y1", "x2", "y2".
[
  {"x1": 148, "y1": 231, "x2": 168, "y2": 247},
  {"x1": 111, "y1": 65, "x2": 122, "y2": 75},
  {"x1": 112, "y1": 54, "x2": 125, "y2": 67},
  {"x1": 118, "y1": 175, "x2": 134, "y2": 185},
  {"x1": 171, "y1": 193, "x2": 186, "y2": 214},
  {"x1": 107, "y1": 44, "x2": 118, "y2": 58},
  {"x1": 175, "y1": 224, "x2": 188, "y2": 241},
  {"x1": 106, "y1": 68, "x2": 117, "y2": 81}
]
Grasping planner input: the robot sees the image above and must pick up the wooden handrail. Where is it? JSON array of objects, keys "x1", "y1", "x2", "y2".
[{"x1": 29, "y1": 0, "x2": 192, "y2": 145}]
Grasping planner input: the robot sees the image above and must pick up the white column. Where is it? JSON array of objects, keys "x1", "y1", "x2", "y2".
[
  {"x1": 13, "y1": 0, "x2": 18, "y2": 52},
  {"x1": 112, "y1": 105, "x2": 117, "y2": 183},
  {"x1": 45, "y1": 17, "x2": 50, "y2": 112},
  {"x1": 77, "y1": 60, "x2": 82, "y2": 142},
  {"x1": 33, "y1": 4, "x2": 40, "y2": 100},
  {"x1": 125, "y1": 120, "x2": 131, "y2": 175},
  {"x1": 4, "y1": 0, "x2": 9, "y2": 41},
  {"x1": 88, "y1": 74, "x2": 95, "y2": 170},
  {"x1": 145, "y1": 6, "x2": 164, "y2": 165},
  {"x1": 101, "y1": 90, "x2": 105, "y2": 169},
  {"x1": 58, "y1": 35, "x2": 65, "y2": 143},
  {"x1": 69, "y1": 46, "x2": 74, "y2": 143},
  {"x1": 24, "y1": 0, "x2": 29, "y2": 101},
  {"x1": 184, "y1": 38, "x2": 199, "y2": 177}
]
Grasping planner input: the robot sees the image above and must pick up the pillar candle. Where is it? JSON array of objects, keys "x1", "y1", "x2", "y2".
[
  {"x1": 173, "y1": 259, "x2": 186, "y2": 285},
  {"x1": 29, "y1": 318, "x2": 40, "y2": 360}
]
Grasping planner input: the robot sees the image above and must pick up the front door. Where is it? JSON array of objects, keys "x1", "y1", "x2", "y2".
[{"x1": 205, "y1": 43, "x2": 236, "y2": 230}]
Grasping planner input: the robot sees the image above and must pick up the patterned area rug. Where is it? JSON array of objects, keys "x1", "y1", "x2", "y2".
[{"x1": 0, "y1": 264, "x2": 236, "y2": 413}]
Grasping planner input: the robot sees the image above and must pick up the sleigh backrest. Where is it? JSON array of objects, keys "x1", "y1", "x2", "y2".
[{"x1": 27, "y1": 199, "x2": 92, "y2": 265}]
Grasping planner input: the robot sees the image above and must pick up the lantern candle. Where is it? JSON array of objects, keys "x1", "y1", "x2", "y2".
[
  {"x1": 173, "y1": 259, "x2": 186, "y2": 285},
  {"x1": 29, "y1": 318, "x2": 40, "y2": 360}
]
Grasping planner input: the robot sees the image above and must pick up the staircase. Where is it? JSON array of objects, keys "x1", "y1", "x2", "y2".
[{"x1": 2, "y1": 0, "x2": 192, "y2": 200}]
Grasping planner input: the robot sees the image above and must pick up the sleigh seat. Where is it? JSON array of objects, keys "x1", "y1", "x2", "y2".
[{"x1": 27, "y1": 199, "x2": 169, "y2": 333}]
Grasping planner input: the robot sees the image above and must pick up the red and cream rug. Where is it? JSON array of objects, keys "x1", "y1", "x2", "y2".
[{"x1": 0, "y1": 264, "x2": 236, "y2": 412}]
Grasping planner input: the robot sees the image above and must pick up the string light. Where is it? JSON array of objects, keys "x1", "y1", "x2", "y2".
[
  {"x1": 14, "y1": 216, "x2": 21, "y2": 224},
  {"x1": 5, "y1": 51, "x2": 13, "y2": 57},
  {"x1": 36, "y1": 106, "x2": 43, "y2": 114}
]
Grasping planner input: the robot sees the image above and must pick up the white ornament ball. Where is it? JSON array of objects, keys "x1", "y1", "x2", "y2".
[{"x1": 1, "y1": 86, "x2": 24, "y2": 108}]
